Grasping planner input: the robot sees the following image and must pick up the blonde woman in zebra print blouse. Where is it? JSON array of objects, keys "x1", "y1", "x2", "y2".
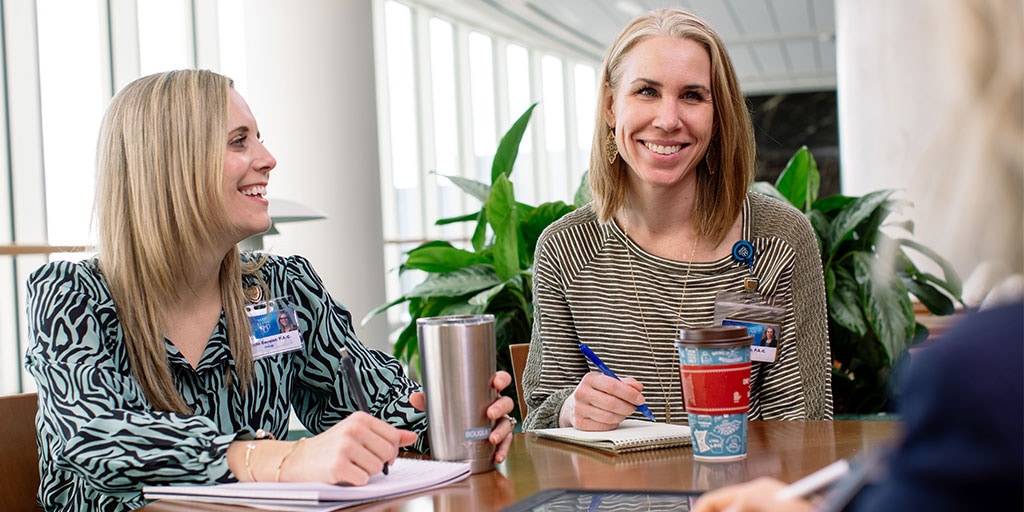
[
  {"x1": 24, "y1": 70, "x2": 515, "y2": 511},
  {"x1": 521, "y1": 9, "x2": 832, "y2": 432}
]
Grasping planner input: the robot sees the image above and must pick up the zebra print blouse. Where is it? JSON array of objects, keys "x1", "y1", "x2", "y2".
[
  {"x1": 24, "y1": 254, "x2": 427, "y2": 511},
  {"x1": 521, "y1": 193, "x2": 834, "y2": 430}
]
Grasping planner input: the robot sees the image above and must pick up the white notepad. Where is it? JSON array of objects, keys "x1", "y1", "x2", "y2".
[
  {"x1": 143, "y1": 458, "x2": 471, "y2": 511},
  {"x1": 531, "y1": 419, "x2": 692, "y2": 454}
]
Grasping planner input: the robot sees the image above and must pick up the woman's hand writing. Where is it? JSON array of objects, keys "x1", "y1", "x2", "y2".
[
  {"x1": 559, "y1": 372, "x2": 647, "y2": 430},
  {"x1": 287, "y1": 412, "x2": 417, "y2": 485}
]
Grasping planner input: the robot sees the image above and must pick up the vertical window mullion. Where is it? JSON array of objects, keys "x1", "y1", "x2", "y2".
[
  {"x1": 492, "y1": 37, "x2": 510, "y2": 145},
  {"x1": 453, "y1": 23, "x2": 476, "y2": 240},
  {"x1": 371, "y1": 0, "x2": 404, "y2": 330},
  {"x1": 413, "y1": 10, "x2": 437, "y2": 240},
  {"x1": 562, "y1": 58, "x2": 579, "y2": 196},
  {"x1": 107, "y1": 0, "x2": 140, "y2": 90},
  {"x1": 193, "y1": 0, "x2": 220, "y2": 71},
  {"x1": 527, "y1": 50, "x2": 546, "y2": 202}
]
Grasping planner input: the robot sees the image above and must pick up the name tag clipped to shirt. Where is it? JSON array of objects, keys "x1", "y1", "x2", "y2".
[
  {"x1": 246, "y1": 296, "x2": 304, "y2": 360},
  {"x1": 713, "y1": 290, "x2": 784, "y2": 363}
]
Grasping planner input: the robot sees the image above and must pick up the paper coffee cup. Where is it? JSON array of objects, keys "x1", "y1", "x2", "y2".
[{"x1": 675, "y1": 325, "x2": 753, "y2": 461}]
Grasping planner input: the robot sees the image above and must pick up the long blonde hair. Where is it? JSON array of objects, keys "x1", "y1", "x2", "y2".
[
  {"x1": 589, "y1": 8, "x2": 755, "y2": 244},
  {"x1": 94, "y1": 70, "x2": 258, "y2": 413}
]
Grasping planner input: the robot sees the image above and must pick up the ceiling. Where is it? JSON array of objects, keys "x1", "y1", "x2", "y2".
[{"x1": 410, "y1": 0, "x2": 836, "y2": 96}]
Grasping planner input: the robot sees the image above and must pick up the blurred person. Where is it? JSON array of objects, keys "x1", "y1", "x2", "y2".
[{"x1": 694, "y1": 0, "x2": 1023, "y2": 510}]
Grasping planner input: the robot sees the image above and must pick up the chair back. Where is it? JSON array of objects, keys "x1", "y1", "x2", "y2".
[
  {"x1": 509, "y1": 343, "x2": 530, "y2": 419},
  {"x1": 0, "y1": 392, "x2": 41, "y2": 511}
]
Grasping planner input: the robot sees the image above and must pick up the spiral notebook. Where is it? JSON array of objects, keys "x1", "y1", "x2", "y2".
[
  {"x1": 142, "y1": 458, "x2": 471, "y2": 511},
  {"x1": 531, "y1": 419, "x2": 691, "y2": 454}
]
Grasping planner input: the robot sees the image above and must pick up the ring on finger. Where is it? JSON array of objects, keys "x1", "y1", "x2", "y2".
[{"x1": 503, "y1": 414, "x2": 518, "y2": 430}]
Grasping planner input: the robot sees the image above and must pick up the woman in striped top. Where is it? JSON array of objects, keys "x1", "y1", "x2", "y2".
[{"x1": 521, "y1": 8, "x2": 832, "y2": 431}]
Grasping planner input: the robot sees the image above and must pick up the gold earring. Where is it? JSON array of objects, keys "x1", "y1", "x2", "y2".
[
  {"x1": 605, "y1": 131, "x2": 618, "y2": 165},
  {"x1": 705, "y1": 145, "x2": 715, "y2": 175}
]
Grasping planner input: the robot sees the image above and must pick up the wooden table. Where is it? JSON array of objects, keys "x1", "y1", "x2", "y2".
[{"x1": 139, "y1": 420, "x2": 902, "y2": 512}]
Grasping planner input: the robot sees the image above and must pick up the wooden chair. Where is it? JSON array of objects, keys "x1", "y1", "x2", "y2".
[
  {"x1": 0, "y1": 392, "x2": 42, "y2": 511},
  {"x1": 508, "y1": 343, "x2": 531, "y2": 420}
]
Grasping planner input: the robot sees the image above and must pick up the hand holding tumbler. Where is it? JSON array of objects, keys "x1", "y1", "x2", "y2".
[{"x1": 417, "y1": 314, "x2": 497, "y2": 473}]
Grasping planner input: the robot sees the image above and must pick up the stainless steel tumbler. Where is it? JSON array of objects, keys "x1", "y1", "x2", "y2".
[{"x1": 417, "y1": 314, "x2": 497, "y2": 473}]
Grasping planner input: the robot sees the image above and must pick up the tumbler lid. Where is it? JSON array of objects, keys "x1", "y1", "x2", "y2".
[
  {"x1": 417, "y1": 314, "x2": 495, "y2": 327},
  {"x1": 675, "y1": 325, "x2": 753, "y2": 347}
]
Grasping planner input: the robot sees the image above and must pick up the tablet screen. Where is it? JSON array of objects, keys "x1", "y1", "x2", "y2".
[{"x1": 501, "y1": 489, "x2": 703, "y2": 511}]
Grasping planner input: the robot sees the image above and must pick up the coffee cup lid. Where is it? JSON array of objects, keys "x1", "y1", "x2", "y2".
[{"x1": 675, "y1": 325, "x2": 753, "y2": 347}]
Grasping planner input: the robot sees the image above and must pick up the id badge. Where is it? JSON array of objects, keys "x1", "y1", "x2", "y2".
[
  {"x1": 713, "y1": 290, "x2": 783, "y2": 363},
  {"x1": 245, "y1": 296, "x2": 304, "y2": 360}
]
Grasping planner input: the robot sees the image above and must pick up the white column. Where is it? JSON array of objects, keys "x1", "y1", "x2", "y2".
[
  {"x1": 242, "y1": 0, "x2": 390, "y2": 351},
  {"x1": 836, "y1": 0, "x2": 984, "y2": 284}
]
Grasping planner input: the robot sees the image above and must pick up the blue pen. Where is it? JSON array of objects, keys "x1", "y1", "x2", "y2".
[{"x1": 578, "y1": 343, "x2": 657, "y2": 421}]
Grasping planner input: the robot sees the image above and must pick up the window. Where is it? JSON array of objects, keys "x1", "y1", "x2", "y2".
[
  {"x1": 375, "y1": 0, "x2": 597, "y2": 336},
  {"x1": 0, "y1": 0, "x2": 246, "y2": 394}
]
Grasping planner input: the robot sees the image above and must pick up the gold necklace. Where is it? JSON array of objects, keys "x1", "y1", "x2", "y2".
[{"x1": 625, "y1": 231, "x2": 698, "y2": 424}]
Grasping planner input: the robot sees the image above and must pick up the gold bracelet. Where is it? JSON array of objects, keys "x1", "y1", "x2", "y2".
[
  {"x1": 244, "y1": 442, "x2": 258, "y2": 482},
  {"x1": 244, "y1": 429, "x2": 276, "y2": 482},
  {"x1": 276, "y1": 438, "x2": 305, "y2": 482}
]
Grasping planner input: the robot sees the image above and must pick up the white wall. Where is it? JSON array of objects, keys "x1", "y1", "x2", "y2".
[
  {"x1": 836, "y1": 0, "x2": 1023, "y2": 295},
  {"x1": 241, "y1": 0, "x2": 390, "y2": 351}
]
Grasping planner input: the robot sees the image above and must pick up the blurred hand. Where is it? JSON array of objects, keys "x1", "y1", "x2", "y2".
[
  {"x1": 560, "y1": 372, "x2": 647, "y2": 430},
  {"x1": 409, "y1": 370, "x2": 516, "y2": 463},
  {"x1": 282, "y1": 411, "x2": 417, "y2": 485},
  {"x1": 693, "y1": 477, "x2": 816, "y2": 512}
]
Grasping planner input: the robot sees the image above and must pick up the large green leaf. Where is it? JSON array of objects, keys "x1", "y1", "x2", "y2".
[
  {"x1": 401, "y1": 241, "x2": 489, "y2": 273},
  {"x1": 812, "y1": 194, "x2": 856, "y2": 215},
  {"x1": 773, "y1": 146, "x2": 820, "y2": 211},
  {"x1": 393, "y1": 322, "x2": 417, "y2": 363},
  {"x1": 750, "y1": 182, "x2": 788, "y2": 202},
  {"x1": 394, "y1": 296, "x2": 464, "y2": 362},
  {"x1": 472, "y1": 207, "x2": 488, "y2": 252},
  {"x1": 574, "y1": 171, "x2": 592, "y2": 207},
  {"x1": 361, "y1": 295, "x2": 410, "y2": 327},
  {"x1": 492, "y1": 104, "x2": 538, "y2": 183},
  {"x1": 486, "y1": 174, "x2": 522, "y2": 281},
  {"x1": 436, "y1": 173, "x2": 490, "y2": 202},
  {"x1": 828, "y1": 265, "x2": 868, "y2": 337},
  {"x1": 439, "y1": 301, "x2": 485, "y2": 316},
  {"x1": 826, "y1": 190, "x2": 895, "y2": 258},
  {"x1": 886, "y1": 239, "x2": 963, "y2": 305},
  {"x1": 486, "y1": 274, "x2": 530, "y2": 320},
  {"x1": 806, "y1": 209, "x2": 830, "y2": 253},
  {"x1": 902, "y1": 276, "x2": 955, "y2": 315},
  {"x1": 469, "y1": 281, "x2": 508, "y2": 307},
  {"x1": 522, "y1": 201, "x2": 576, "y2": 260},
  {"x1": 897, "y1": 238, "x2": 963, "y2": 297},
  {"x1": 436, "y1": 210, "x2": 480, "y2": 226},
  {"x1": 853, "y1": 252, "x2": 915, "y2": 363},
  {"x1": 405, "y1": 265, "x2": 502, "y2": 298}
]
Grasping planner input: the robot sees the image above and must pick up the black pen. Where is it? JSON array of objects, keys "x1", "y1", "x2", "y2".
[{"x1": 340, "y1": 347, "x2": 389, "y2": 475}]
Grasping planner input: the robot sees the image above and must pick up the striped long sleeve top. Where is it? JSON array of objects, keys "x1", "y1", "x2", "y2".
[{"x1": 522, "y1": 192, "x2": 833, "y2": 430}]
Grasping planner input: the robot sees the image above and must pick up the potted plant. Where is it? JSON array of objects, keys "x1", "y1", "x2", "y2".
[
  {"x1": 364, "y1": 104, "x2": 585, "y2": 420},
  {"x1": 752, "y1": 146, "x2": 964, "y2": 414}
]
